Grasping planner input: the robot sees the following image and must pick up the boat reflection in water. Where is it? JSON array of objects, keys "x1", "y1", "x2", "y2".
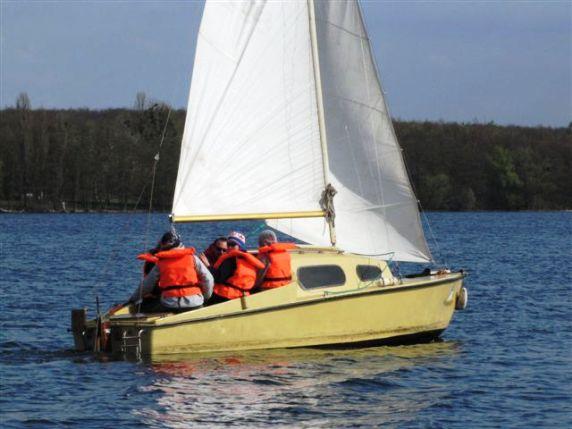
[{"x1": 134, "y1": 342, "x2": 461, "y2": 427}]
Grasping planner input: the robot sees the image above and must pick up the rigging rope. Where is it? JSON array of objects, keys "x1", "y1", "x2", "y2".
[
  {"x1": 420, "y1": 209, "x2": 449, "y2": 269},
  {"x1": 137, "y1": 107, "x2": 173, "y2": 312},
  {"x1": 144, "y1": 107, "x2": 172, "y2": 250}
]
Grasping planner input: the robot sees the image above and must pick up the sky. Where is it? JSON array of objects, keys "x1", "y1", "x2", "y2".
[{"x1": 1, "y1": 0, "x2": 571, "y2": 127}]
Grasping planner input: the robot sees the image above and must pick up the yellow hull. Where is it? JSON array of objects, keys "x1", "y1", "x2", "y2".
[{"x1": 102, "y1": 248, "x2": 466, "y2": 357}]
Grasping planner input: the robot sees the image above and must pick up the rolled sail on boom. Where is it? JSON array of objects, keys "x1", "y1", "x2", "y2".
[{"x1": 172, "y1": 0, "x2": 431, "y2": 263}]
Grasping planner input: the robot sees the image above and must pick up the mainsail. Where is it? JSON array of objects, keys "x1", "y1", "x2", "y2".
[
  {"x1": 172, "y1": 1, "x2": 325, "y2": 221},
  {"x1": 172, "y1": 0, "x2": 432, "y2": 263}
]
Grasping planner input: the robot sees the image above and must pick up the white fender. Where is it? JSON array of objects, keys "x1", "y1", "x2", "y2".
[{"x1": 455, "y1": 287, "x2": 468, "y2": 310}]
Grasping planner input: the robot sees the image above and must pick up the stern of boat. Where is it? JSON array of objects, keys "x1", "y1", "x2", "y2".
[{"x1": 70, "y1": 302, "x2": 141, "y2": 354}]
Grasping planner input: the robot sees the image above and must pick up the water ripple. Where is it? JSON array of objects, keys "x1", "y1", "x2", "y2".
[{"x1": 1, "y1": 213, "x2": 571, "y2": 428}]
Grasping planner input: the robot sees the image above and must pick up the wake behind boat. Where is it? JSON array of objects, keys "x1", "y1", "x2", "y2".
[{"x1": 71, "y1": 0, "x2": 468, "y2": 358}]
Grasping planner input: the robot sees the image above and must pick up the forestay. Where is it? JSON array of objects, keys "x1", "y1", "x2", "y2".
[{"x1": 172, "y1": 0, "x2": 431, "y2": 263}]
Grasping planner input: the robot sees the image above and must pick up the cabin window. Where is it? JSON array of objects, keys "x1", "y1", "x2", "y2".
[
  {"x1": 297, "y1": 265, "x2": 346, "y2": 289},
  {"x1": 356, "y1": 265, "x2": 382, "y2": 282}
]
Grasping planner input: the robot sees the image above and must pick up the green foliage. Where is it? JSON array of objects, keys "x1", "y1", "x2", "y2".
[
  {"x1": 0, "y1": 93, "x2": 182, "y2": 212},
  {"x1": 420, "y1": 173, "x2": 451, "y2": 210},
  {"x1": 395, "y1": 120, "x2": 571, "y2": 210},
  {"x1": 487, "y1": 146, "x2": 524, "y2": 209},
  {"x1": 456, "y1": 187, "x2": 477, "y2": 211},
  {"x1": 0, "y1": 96, "x2": 570, "y2": 212}
]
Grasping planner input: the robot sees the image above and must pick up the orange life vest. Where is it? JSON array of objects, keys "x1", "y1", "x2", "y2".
[
  {"x1": 213, "y1": 250, "x2": 265, "y2": 300},
  {"x1": 258, "y1": 243, "x2": 296, "y2": 289},
  {"x1": 151, "y1": 247, "x2": 202, "y2": 298}
]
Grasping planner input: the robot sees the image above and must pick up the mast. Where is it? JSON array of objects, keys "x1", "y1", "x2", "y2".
[{"x1": 307, "y1": 0, "x2": 336, "y2": 246}]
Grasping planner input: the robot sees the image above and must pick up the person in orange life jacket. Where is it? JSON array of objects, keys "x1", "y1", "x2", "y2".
[
  {"x1": 129, "y1": 233, "x2": 171, "y2": 306},
  {"x1": 129, "y1": 231, "x2": 214, "y2": 312},
  {"x1": 255, "y1": 230, "x2": 296, "y2": 291},
  {"x1": 198, "y1": 236, "x2": 228, "y2": 272},
  {"x1": 209, "y1": 231, "x2": 265, "y2": 305}
]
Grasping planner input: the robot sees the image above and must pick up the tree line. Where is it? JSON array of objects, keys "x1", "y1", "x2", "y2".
[{"x1": 1, "y1": 93, "x2": 571, "y2": 212}]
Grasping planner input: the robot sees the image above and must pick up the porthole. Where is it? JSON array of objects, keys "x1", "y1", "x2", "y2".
[
  {"x1": 297, "y1": 265, "x2": 346, "y2": 289},
  {"x1": 356, "y1": 265, "x2": 382, "y2": 281}
]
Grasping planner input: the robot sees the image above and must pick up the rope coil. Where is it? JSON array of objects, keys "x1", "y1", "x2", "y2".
[
  {"x1": 320, "y1": 183, "x2": 337, "y2": 245},
  {"x1": 319, "y1": 183, "x2": 337, "y2": 226}
]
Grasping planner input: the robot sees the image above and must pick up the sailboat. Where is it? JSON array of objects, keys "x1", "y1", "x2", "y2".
[{"x1": 71, "y1": 0, "x2": 467, "y2": 357}]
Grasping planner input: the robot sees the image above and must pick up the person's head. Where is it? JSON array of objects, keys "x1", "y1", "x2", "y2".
[
  {"x1": 227, "y1": 231, "x2": 247, "y2": 251},
  {"x1": 159, "y1": 230, "x2": 181, "y2": 250},
  {"x1": 258, "y1": 230, "x2": 277, "y2": 247},
  {"x1": 212, "y1": 237, "x2": 228, "y2": 256}
]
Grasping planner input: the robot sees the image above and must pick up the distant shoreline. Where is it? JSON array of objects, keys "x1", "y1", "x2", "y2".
[{"x1": 2, "y1": 108, "x2": 571, "y2": 211}]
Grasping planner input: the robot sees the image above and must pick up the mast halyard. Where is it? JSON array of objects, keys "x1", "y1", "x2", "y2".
[{"x1": 308, "y1": 0, "x2": 337, "y2": 246}]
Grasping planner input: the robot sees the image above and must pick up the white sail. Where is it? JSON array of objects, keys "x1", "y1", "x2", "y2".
[
  {"x1": 173, "y1": 0, "x2": 431, "y2": 263},
  {"x1": 269, "y1": 0, "x2": 431, "y2": 262},
  {"x1": 172, "y1": 1, "x2": 325, "y2": 221}
]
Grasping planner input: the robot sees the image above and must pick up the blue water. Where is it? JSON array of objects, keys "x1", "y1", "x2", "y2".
[{"x1": 1, "y1": 212, "x2": 571, "y2": 428}]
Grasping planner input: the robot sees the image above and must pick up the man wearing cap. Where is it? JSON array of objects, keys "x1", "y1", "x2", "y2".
[
  {"x1": 209, "y1": 231, "x2": 265, "y2": 304},
  {"x1": 130, "y1": 231, "x2": 214, "y2": 312}
]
